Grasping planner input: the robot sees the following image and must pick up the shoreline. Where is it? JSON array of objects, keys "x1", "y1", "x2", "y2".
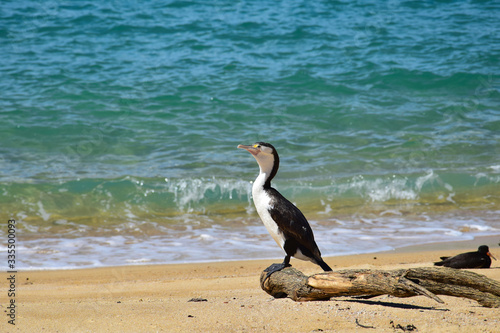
[
  {"x1": 376, "y1": 234, "x2": 500, "y2": 253},
  {"x1": 18, "y1": 234, "x2": 500, "y2": 272},
  {"x1": 5, "y1": 236, "x2": 499, "y2": 332}
]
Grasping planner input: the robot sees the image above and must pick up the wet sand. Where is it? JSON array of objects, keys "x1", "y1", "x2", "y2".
[{"x1": 3, "y1": 236, "x2": 499, "y2": 332}]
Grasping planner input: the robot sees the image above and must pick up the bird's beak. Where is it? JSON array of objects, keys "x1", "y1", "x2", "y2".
[
  {"x1": 237, "y1": 144, "x2": 259, "y2": 156},
  {"x1": 488, "y1": 251, "x2": 497, "y2": 261}
]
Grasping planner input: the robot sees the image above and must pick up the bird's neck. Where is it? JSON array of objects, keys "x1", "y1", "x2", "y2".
[
  {"x1": 253, "y1": 154, "x2": 277, "y2": 190},
  {"x1": 252, "y1": 170, "x2": 273, "y2": 214},
  {"x1": 253, "y1": 171, "x2": 270, "y2": 193}
]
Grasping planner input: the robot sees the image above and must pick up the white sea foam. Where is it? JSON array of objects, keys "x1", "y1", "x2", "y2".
[
  {"x1": 16, "y1": 211, "x2": 500, "y2": 270},
  {"x1": 334, "y1": 175, "x2": 419, "y2": 202},
  {"x1": 36, "y1": 201, "x2": 51, "y2": 221},
  {"x1": 165, "y1": 177, "x2": 252, "y2": 211}
]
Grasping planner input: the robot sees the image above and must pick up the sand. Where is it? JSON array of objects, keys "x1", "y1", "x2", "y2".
[{"x1": 3, "y1": 236, "x2": 499, "y2": 332}]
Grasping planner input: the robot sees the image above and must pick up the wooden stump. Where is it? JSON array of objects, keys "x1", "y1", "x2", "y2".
[{"x1": 260, "y1": 266, "x2": 500, "y2": 308}]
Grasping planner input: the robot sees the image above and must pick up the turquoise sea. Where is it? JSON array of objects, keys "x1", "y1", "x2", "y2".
[{"x1": 1, "y1": 1, "x2": 499, "y2": 269}]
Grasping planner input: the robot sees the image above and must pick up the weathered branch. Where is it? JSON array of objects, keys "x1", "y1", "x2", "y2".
[{"x1": 260, "y1": 266, "x2": 500, "y2": 308}]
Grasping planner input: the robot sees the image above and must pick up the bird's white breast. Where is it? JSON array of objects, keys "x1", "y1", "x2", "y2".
[{"x1": 252, "y1": 176, "x2": 285, "y2": 249}]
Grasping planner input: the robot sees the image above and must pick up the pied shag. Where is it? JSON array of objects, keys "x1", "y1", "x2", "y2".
[
  {"x1": 434, "y1": 245, "x2": 496, "y2": 269},
  {"x1": 238, "y1": 142, "x2": 332, "y2": 284}
]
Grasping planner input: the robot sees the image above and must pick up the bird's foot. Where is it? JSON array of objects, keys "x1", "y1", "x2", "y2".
[
  {"x1": 261, "y1": 263, "x2": 291, "y2": 289},
  {"x1": 264, "y1": 262, "x2": 290, "y2": 274}
]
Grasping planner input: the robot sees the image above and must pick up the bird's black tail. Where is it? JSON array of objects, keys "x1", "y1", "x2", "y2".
[
  {"x1": 434, "y1": 261, "x2": 444, "y2": 266},
  {"x1": 317, "y1": 259, "x2": 332, "y2": 271}
]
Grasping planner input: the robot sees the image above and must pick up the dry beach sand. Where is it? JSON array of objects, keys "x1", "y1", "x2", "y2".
[{"x1": 3, "y1": 236, "x2": 499, "y2": 332}]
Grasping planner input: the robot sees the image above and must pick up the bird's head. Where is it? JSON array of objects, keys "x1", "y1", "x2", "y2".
[
  {"x1": 237, "y1": 142, "x2": 280, "y2": 182},
  {"x1": 479, "y1": 245, "x2": 497, "y2": 261}
]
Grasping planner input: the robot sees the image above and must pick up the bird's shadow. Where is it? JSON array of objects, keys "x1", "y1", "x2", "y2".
[{"x1": 338, "y1": 298, "x2": 450, "y2": 311}]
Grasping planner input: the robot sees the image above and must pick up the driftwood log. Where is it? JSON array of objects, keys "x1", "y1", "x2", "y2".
[{"x1": 260, "y1": 266, "x2": 500, "y2": 308}]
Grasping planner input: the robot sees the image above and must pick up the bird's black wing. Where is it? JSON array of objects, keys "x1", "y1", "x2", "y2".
[
  {"x1": 459, "y1": 254, "x2": 489, "y2": 268},
  {"x1": 435, "y1": 252, "x2": 489, "y2": 269},
  {"x1": 267, "y1": 188, "x2": 322, "y2": 258}
]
